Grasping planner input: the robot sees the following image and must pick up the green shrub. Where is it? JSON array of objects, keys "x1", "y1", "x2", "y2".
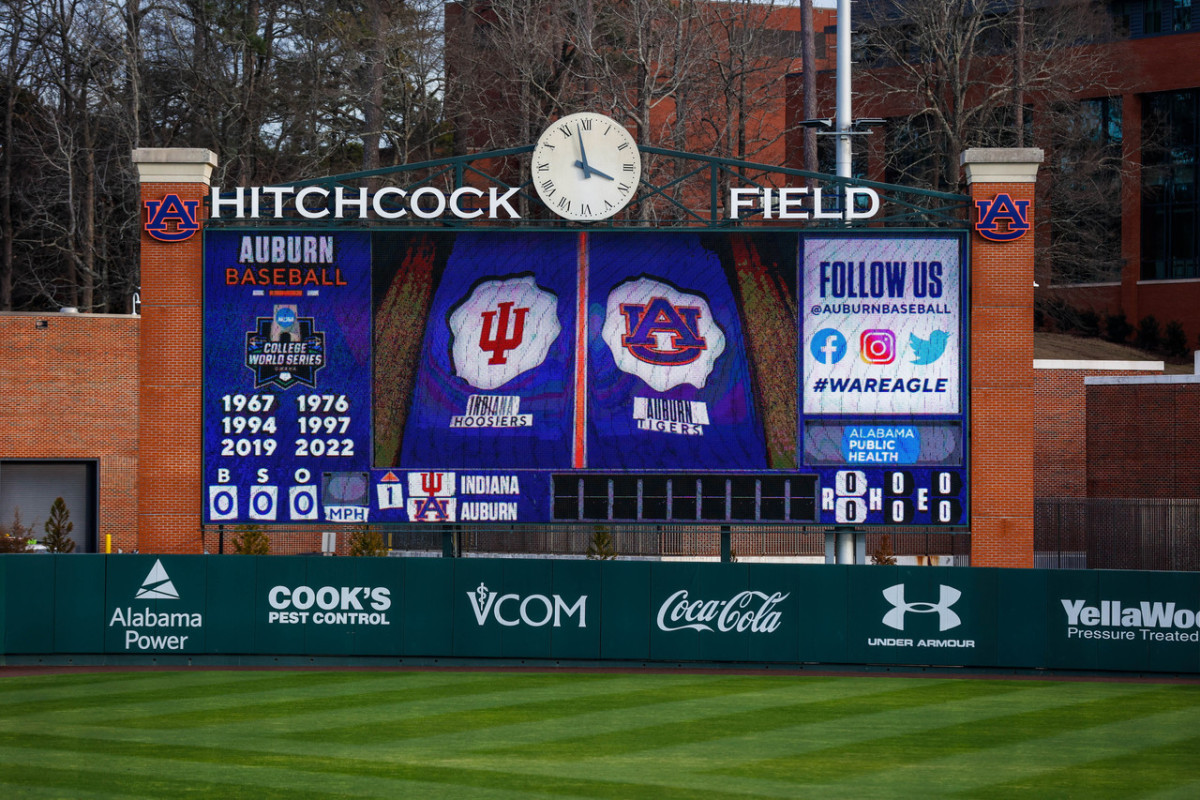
[
  {"x1": 231, "y1": 525, "x2": 270, "y2": 555},
  {"x1": 1104, "y1": 312, "x2": 1132, "y2": 343},
  {"x1": 0, "y1": 508, "x2": 33, "y2": 553},
  {"x1": 1077, "y1": 309, "x2": 1101, "y2": 337},
  {"x1": 1136, "y1": 315, "x2": 1161, "y2": 351},
  {"x1": 348, "y1": 527, "x2": 388, "y2": 557},
  {"x1": 586, "y1": 526, "x2": 617, "y2": 560},
  {"x1": 1164, "y1": 321, "x2": 1189, "y2": 358},
  {"x1": 871, "y1": 534, "x2": 898, "y2": 565}
]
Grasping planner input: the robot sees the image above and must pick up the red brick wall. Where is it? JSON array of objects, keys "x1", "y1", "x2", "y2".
[
  {"x1": 0, "y1": 313, "x2": 140, "y2": 551},
  {"x1": 138, "y1": 181, "x2": 207, "y2": 553},
  {"x1": 1034, "y1": 366, "x2": 1162, "y2": 498},
  {"x1": 969, "y1": 180, "x2": 1036, "y2": 568},
  {"x1": 1087, "y1": 381, "x2": 1200, "y2": 498}
]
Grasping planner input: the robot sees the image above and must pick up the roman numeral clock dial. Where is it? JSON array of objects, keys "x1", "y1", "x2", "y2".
[{"x1": 532, "y1": 112, "x2": 641, "y2": 222}]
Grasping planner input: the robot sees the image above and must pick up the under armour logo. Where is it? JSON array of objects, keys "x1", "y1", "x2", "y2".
[{"x1": 882, "y1": 584, "x2": 961, "y2": 631}]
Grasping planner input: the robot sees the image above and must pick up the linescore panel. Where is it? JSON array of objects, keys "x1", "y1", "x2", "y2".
[{"x1": 202, "y1": 231, "x2": 968, "y2": 527}]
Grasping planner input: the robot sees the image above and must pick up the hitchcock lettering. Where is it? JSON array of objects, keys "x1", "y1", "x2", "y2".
[{"x1": 656, "y1": 590, "x2": 787, "y2": 633}]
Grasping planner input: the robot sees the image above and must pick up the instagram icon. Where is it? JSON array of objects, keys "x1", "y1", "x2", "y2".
[{"x1": 860, "y1": 329, "x2": 896, "y2": 364}]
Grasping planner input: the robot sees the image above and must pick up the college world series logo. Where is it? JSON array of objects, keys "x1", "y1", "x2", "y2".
[{"x1": 245, "y1": 305, "x2": 326, "y2": 389}]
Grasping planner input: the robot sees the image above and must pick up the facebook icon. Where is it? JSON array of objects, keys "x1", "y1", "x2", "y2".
[{"x1": 809, "y1": 328, "x2": 847, "y2": 365}]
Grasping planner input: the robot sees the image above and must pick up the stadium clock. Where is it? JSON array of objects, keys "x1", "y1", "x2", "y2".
[{"x1": 532, "y1": 112, "x2": 641, "y2": 222}]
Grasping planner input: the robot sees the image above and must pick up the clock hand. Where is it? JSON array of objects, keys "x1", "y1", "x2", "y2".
[
  {"x1": 575, "y1": 124, "x2": 592, "y2": 178},
  {"x1": 573, "y1": 162, "x2": 615, "y2": 181}
]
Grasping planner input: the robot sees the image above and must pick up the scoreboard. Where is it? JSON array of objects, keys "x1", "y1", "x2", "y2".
[{"x1": 202, "y1": 230, "x2": 968, "y2": 526}]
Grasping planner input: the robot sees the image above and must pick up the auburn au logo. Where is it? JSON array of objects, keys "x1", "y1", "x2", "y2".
[
  {"x1": 620, "y1": 297, "x2": 707, "y2": 366},
  {"x1": 974, "y1": 193, "x2": 1030, "y2": 242},
  {"x1": 602, "y1": 276, "x2": 725, "y2": 392},
  {"x1": 144, "y1": 194, "x2": 200, "y2": 242}
]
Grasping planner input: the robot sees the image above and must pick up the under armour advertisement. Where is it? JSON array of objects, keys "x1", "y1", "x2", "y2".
[{"x1": 202, "y1": 229, "x2": 969, "y2": 526}]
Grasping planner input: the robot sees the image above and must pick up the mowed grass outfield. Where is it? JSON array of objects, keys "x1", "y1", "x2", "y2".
[{"x1": 2, "y1": 670, "x2": 1199, "y2": 799}]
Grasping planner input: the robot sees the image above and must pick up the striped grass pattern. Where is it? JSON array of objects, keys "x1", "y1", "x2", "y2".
[{"x1": 2, "y1": 670, "x2": 1199, "y2": 798}]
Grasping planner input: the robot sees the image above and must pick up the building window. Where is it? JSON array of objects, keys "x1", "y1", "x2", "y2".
[
  {"x1": 1142, "y1": 89, "x2": 1200, "y2": 279},
  {"x1": 1174, "y1": 0, "x2": 1193, "y2": 31},
  {"x1": 0, "y1": 461, "x2": 96, "y2": 552},
  {"x1": 1049, "y1": 98, "x2": 1124, "y2": 284},
  {"x1": 1145, "y1": 0, "x2": 1164, "y2": 33}
]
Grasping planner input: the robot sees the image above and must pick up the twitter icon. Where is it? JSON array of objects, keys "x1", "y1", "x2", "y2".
[{"x1": 910, "y1": 330, "x2": 949, "y2": 365}]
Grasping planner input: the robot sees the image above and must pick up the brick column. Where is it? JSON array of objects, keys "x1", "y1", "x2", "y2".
[
  {"x1": 132, "y1": 148, "x2": 217, "y2": 552},
  {"x1": 962, "y1": 148, "x2": 1042, "y2": 568}
]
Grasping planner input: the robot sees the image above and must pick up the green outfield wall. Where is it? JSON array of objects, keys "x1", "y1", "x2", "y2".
[{"x1": 2, "y1": 555, "x2": 1198, "y2": 673}]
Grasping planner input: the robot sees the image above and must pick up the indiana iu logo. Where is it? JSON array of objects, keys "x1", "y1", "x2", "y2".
[
  {"x1": 144, "y1": 194, "x2": 200, "y2": 242},
  {"x1": 479, "y1": 302, "x2": 529, "y2": 365},
  {"x1": 449, "y1": 275, "x2": 560, "y2": 391},
  {"x1": 974, "y1": 193, "x2": 1031, "y2": 242},
  {"x1": 602, "y1": 277, "x2": 725, "y2": 392},
  {"x1": 406, "y1": 471, "x2": 456, "y2": 522},
  {"x1": 882, "y1": 584, "x2": 962, "y2": 632}
]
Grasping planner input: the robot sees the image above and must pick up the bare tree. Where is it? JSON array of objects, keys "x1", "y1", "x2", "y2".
[
  {"x1": 446, "y1": 0, "x2": 583, "y2": 154},
  {"x1": 856, "y1": 0, "x2": 1123, "y2": 190},
  {"x1": 0, "y1": 1, "x2": 48, "y2": 309}
]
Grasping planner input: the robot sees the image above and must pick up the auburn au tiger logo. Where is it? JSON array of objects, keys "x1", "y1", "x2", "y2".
[
  {"x1": 619, "y1": 297, "x2": 707, "y2": 366},
  {"x1": 144, "y1": 194, "x2": 200, "y2": 242},
  {"x1": 974, "y1": 193, "x2": 1030, "y2": 242},
  {"x1": 602, "y1": 276, "x2": 725, "y2": 392}
]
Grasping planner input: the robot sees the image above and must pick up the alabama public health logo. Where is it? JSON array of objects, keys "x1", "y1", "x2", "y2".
[
  {"x1": 144, "y1": 194, "x2": 200, "y2": 242},
  {"x1": 974, "y1": 193, "x2": 1030, "y2": 242}
]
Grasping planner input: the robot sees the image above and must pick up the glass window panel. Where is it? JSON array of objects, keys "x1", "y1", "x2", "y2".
[
  {"x1": 1174, "y1": 0, "x2": 1193, "y2": 31},
  {"x1": 641, "y1": 477, "x2": 668, "y2": 520},
  {"x1": 1146, "y1": 0, "x2": 1163, "y2": 34}
]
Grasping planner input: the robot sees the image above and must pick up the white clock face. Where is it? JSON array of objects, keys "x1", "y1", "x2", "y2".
[{"x1": 532, "y1": 112, "x2": 641, "y2": 221}]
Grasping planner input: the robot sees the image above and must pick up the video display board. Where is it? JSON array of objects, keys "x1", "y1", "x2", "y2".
[{"x1": 203, "y1": 230, "x2": 968, "y2": 526}]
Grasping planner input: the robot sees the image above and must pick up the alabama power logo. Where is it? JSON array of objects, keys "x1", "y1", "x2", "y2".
[
  {"x1": 602, "y1": 277, "x2": 725, "y2": 392},
  {"x1": 144, "y1": 194, "x2": 200, "y2": 242},
  {"x1": 449, "y1": 275, "x2": 560, "y2": 391},
  {"x1": 974, "y1": 193, "x2": 1031, "y2": 242}
]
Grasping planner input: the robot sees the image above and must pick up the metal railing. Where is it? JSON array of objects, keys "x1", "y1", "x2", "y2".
[
  {"x1": 200, "y1": 523, "x2": 971, "y2": 563},
  {"x1": 1036, "y1": 498, "x2": 1200, "y2": 571}
]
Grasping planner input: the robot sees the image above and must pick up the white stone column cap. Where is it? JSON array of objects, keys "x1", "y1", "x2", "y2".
[
  {"x1": 132, "y1": 148, "x2": 218, "y2": 185},
  {"x1": 960, "y1": 148, "x2": 1044, "y2": 184}
]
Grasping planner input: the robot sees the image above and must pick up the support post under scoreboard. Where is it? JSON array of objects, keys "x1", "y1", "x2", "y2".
[
  {"x1": 720, "y1": 525, "x2": 732, "y2": 563},
  {"x1": 442, "y1": 526, "x2": 456, "y2": 558}
]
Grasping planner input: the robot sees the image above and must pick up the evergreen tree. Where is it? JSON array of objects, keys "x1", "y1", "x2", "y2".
[
  {"x1": 42, "y1": 496, "x2": 76, "y2": 553},
  {"x1": 586, "y1": 526, "x2": 617, "y2": 560}
]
